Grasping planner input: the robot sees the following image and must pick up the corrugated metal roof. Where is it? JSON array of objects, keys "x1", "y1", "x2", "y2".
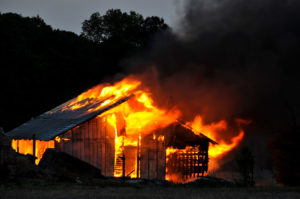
[{"x1": 6, "y1": 95, "x2": 133, "y2": 140}]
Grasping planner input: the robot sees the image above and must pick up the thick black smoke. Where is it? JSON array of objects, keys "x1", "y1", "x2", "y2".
[{"x1": 128, "y1": 0, "x2": 300, "y2": 170}]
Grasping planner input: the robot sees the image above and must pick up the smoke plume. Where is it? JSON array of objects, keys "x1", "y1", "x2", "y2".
[{"x1": 127, "y1": 0, "x2": 300, "y2": 170}]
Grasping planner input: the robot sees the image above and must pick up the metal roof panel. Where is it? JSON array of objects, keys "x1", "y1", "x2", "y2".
[{"x1": 6, "y1": 95, "x2": 133, "y2": 140}]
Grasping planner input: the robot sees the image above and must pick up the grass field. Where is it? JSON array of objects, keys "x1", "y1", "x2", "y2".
[{"x1": 1, "y1": 182, "x2": 300, "y2": 199}]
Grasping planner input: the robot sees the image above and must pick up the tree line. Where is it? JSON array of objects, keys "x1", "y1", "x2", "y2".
[
  {"x1": 0, "y1": 10, "x2": 168, "y2": 131},
  {"x1": 0, "y1": 9, "x2": 299, "y2": 187}
]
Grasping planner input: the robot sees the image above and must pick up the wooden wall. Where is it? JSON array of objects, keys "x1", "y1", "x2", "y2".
[
  {"x1": 56, "y1": 116, "x2": 115, "y2": 176},
  {"x1": 56, "y1": 115, "x2": 167, "y2": 180},
  {"x1": 140, "y1": 133, "x2": 166, "y2": 180}
]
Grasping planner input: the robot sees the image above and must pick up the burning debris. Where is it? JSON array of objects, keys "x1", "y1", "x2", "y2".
[{"x1": 6, "y1": 76, "x2": 247, "y2": 183}]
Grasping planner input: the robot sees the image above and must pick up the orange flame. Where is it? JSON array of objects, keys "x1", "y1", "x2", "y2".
[
  {"x1": 54, "y1": 136, "x2": 70, "y2": 143},
  {"x1": 68, "y1": 77, "x2": 180, "y2": 178},
  {"x1": 11, "y1": 136, "x2": 70, "y2": 164},
  {"x1": 11, "y1": 76, "x2": 248, "y2": 180},
  {"x1": 165, "y1": 146, "x2": 205, "y2": 183},
  {"x1": 107, "y1": 113, "x2": 125, "y2": 177},
  {"x1": 11, "y1": 139, "x2": 55, "y2": 164},
  {"x1": 64, "y1": 77, "x2": 141, "y2": 112},
  {"x1": 187, "y1": 115, "x2": 250, "y2": 170}
]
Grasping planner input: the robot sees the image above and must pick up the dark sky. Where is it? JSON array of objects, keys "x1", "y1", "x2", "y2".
[{"x1": 0, "y1": 0, "x2": 182, "y2": 34}]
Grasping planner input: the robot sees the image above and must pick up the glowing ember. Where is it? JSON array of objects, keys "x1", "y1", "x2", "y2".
[{"x1": 54, "y1": 136, "x2": 70, "y2": 143}]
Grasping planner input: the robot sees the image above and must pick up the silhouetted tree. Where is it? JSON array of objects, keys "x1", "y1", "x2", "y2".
[
  {"x1": 81, "y1": 9, "x2": 169, "y2": 75},
  {"x1": 0, "y1": 13, "x2": 107, "y2": 131},
  {"x1": 81, "y1": 12, "x2": 104, "y2": 43},
  {"x1": 0, "y1": 11, "x2": 168, "y2": 132},
  {"x1": 81, "y1": 9, "x2": 169, "y2": 48},
  {"x1": 235, "y1": 146, "x2": 255, "y2": 186}
]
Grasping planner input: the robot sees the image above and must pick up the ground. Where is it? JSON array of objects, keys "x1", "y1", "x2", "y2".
[{"x1": 1, "y1": 180, "x2": 300, "y2": 199}]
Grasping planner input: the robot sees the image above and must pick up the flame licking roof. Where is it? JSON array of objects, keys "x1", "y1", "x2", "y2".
[
  {"x1": 7, "y1": 75, "x2": 245, "y2": 173},
  {"x1": 6, "y1": 94, "x2": 133, "y2": 140}
]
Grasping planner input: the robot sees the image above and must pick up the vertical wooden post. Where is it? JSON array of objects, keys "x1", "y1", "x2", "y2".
[
  {"x1": 104, "y1": 120, "x2": 107, "y2": 176},
  {"x1": 191, "y1": 151, "x2": 195, "y2": 178},
  {"x1": 147, "y1": 149, "x2": 150, "y2": 179},
  {"x1": 17, "y1": 140, "x2": 19, "y2": 153},
  {"x1": 122, "y1": 153, "x2": 125, "y2": 182},
  {"x1": 156, "y1": 137, "x2": 159, "y2": 179},
  {"x1": 197, "y1": 153, "x2": 200, "y2": 177},
  {"x1": 179, "y1": 153, "x2": 182, "y2": 178},
  {"x1": 193, "y1": 153, "x2": 195, "y2": 178},
  {"x1": 121, "y1": 132, "x2": 125, "y2": 182},
  {"x1": 32, "y1": 134, "x2": 36, "y2": 164},
  {"x1": 184, "y1": 152, "x2": 188, "y2": 181},
  {"x1": 203, "y1": 151, "x2": 205, "y2": 176},
  {"x1": 136, "y1": 133, "x2": 140, "y2": 178},
  {"x1": 71, "y1": 129, "x2": 74, "y2": 156}
]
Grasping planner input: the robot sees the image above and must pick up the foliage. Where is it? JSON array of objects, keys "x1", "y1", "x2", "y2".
[
  {"x1": 81, "y1": 9, "x2": 169, "y2": 49},
  {"x1": 0, "y1": 11, "x2": 167, "y2": 132},
  {"x1": 235, "y1": 146, "x2": 255, "y2": 186}
]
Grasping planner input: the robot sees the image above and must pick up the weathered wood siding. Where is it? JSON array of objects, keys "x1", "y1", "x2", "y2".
[
  {"x1": 55, "y1": 115, "x2": 168, "y2": 180},
  {"x1": 140, "y1": 133, "x2": 166, "y2": 180},
  {"x1": 55, "y1": 115, "x2": 115, "y2": 176}
]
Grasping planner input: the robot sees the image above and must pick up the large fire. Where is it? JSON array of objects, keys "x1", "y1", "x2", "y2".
[
  {"x1": 11, "y1": 75, "x2": 248, "y2": 181},
  {"x1": 187, "y1": 116, "x2": 249, "y2": 171}
]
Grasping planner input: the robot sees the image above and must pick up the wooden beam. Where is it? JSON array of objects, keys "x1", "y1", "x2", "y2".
[{"x1": 32, "y1": 134, "x2": 36, "y2": 164}]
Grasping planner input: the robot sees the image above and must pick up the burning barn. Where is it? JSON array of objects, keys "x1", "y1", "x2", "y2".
[{"x1": 6, "y1": 77, "x2": 244, "y2": 183}]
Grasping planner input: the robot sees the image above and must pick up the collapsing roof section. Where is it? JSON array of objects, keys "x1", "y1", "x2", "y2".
[
  {"x1": 176, "y1": 120, "x2": 218, "y2": 145},
  {"x1": 6, "y1": 94, "x2": 133, "y2": 141}
]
